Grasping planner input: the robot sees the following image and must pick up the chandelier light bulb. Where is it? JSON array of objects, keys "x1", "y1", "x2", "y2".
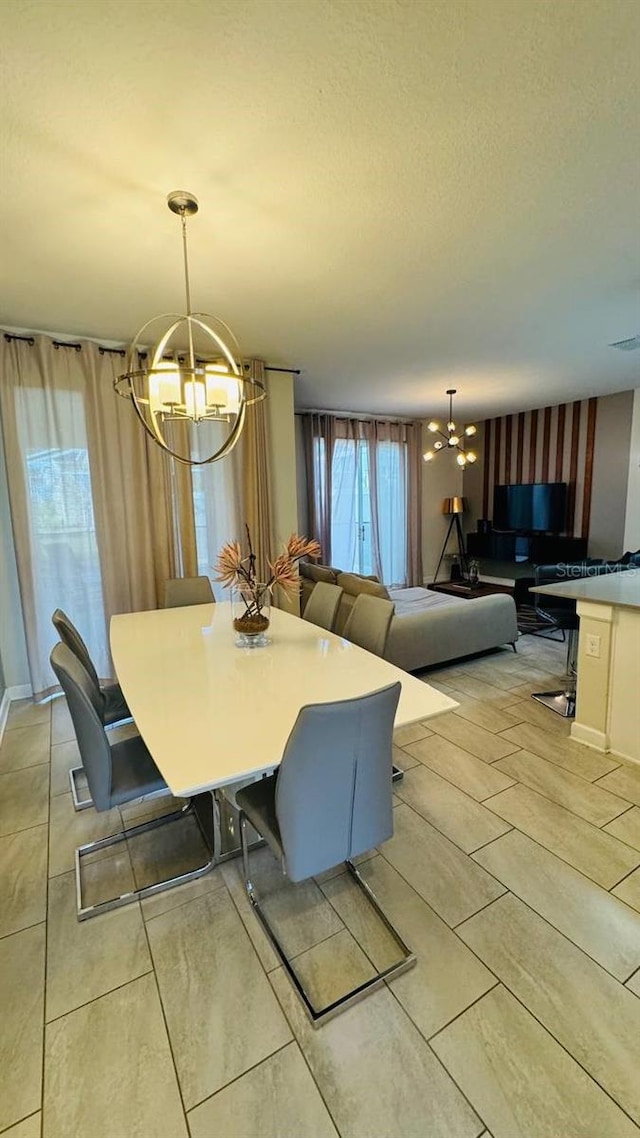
[
  {"x1": 425, "y1": 390, "x2": 476, "y2": 469},
  {"x1": 114, "y1": 190, "x2": 265, "y2": 465}
]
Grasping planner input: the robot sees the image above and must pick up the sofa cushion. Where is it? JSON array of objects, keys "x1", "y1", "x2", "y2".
[
  {"x1": 334, "y1": 573, "x2": 391, "y2": 634},
  {"x1": 299, "y1": 562, "x2": 339, "y2": 585},
  {"x1": 336, "y1": 573, "x2": 390, "y2": 599}
]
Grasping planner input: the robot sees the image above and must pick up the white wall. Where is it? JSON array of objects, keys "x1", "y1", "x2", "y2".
[
  {"x1": 623, "y1": 387, "x2": 640, "y2": 552},
  {"x1": 589, "y1": 390, "x2": 634, "y2": 559}
]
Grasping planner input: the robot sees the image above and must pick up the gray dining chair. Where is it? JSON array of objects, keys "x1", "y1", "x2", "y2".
[
  {"x1": 163, "y1": 576, "x2": 215, "y2": 608},
  {"x1": 236, "y1": 682, "x2": 415, "y2": 1025},
  {"x1": 343, "y1": 594, "x2": 395, "y2": 657},
  {"x1": 50, "y1": 642, "x2": 216, "y2": 920},
  {"x1": 52, "y1": 608, "x2": 131, "y2": 811},
  {"x1": 341, "y1": 595, "x2": 403, "y2": 782},
  {"x1": 302, "y1": 582, "x2": 344, "y2": 632}
]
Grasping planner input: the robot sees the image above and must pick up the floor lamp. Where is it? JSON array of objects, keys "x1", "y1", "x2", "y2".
[{"x1": 433, "y1": 497, "x2": 467, "y2": 583}]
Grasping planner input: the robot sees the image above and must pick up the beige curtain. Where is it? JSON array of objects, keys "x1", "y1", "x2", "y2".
[
  {"x1": 82, "y1": 347, "x2": 192, "y2": 615},
  {"x1": 240, "y1": 360, "x2": 275, "y2": 582},
  {"x1": 301, "y1": 412, "x2": 335, "y2": 564},
  {"x1": 0, "y1": 333, "x2": 198, "y2": 697}
]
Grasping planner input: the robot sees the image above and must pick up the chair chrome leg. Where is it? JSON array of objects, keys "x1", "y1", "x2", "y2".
[
  {"x1": 75, "y1": 793, "x2": 217, "y2": 920},
  {"x1": 239, "y1": 811, "x2": 256, "y2": 900},
  {"x1": 239, "y1": 836, "x2": 416, "y2": 1027},
  {"x1": 69, "y1": 766, "x2": 93, "y2": 811},
  {"x1": 531, "y1": 629, "x2": 578, "y2": 719}
]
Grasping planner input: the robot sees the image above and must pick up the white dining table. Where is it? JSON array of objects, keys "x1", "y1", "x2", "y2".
[{"x1": 110, "y1": 602, "x2": 457, "y2": 799}]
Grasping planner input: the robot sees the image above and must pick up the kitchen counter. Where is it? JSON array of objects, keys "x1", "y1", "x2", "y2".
[
  {"x1": 533, "y1": 571, "x2": 640, "y2": 610},
  {"x1": 533, "y1": 571, "x2": 640, "y2": 764}
]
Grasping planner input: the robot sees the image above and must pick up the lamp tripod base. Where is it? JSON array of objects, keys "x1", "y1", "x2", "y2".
[{"x1": 433, "y1": 512, "x2": 467, "y2": 584}]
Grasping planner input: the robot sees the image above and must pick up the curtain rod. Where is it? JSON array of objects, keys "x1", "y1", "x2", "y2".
[
  {"x1": 297, "y1": 408, "x2": 419, "y2": 425},
  {"x1": 2, "y1": 332, "x2": 300, "y2": 374}
]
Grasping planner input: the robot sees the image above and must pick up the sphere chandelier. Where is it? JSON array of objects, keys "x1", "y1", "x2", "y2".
[
  {"x1": 423, "y1": 388, "x2": 477, "y2": 467},
  {"x1": 114, "y1": 191, "x2": 265, "y2": 465}
]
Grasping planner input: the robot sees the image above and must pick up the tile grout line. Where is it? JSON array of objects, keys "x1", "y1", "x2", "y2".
[
  {"x1": 624, "y1": 964, "x2": 640, "y2": 988},
  {"x1": 0, "y1": 1111, "x2": 42, "y2": 1137},
  {"x1": 375, "y1": 809, "x2": 508, "y2": 927},
  {"x1": 393, "y1": 776, "x2": 517, "y2": 857},
  {"x1": 0, "y1": 917, "x2": 46, "y2": 944},
  {"x1": 473, "y1": 786, "x2": 640, "y2": 891},
  {"x1": 400, "y1": 741, "x2": 524, "y2": 799},
  {"x1": 220, "y1": 874, "x2": 344, "y2": 1137},
  {"x1": 468, "y1": 834, "x2": 640, "y2": 984},
  {"x1": 425, "y1": 969, "x2": 640, "y2": 1131},
  {"x1": 473, "y1": 971, "x2": 640, "y2": 1130},
  {"x1": 185, "y1": 1039, "x2": 295, "y2": 1118},
  {"x1": 44, "y1": 969, "x2": 156, "y2": 1027},
  {"x1": 381, "y1": 977, "x2": 495, "y2": 1136},
  {"x1": 480, "y1": 782, "x2": 638, "y2": 838},
  {"x1": 139, "y1": 897, "x2": 192, "y2": 1132},
  {"x1": 607, "y1": 862, "x2": 640, "y2": 893}
]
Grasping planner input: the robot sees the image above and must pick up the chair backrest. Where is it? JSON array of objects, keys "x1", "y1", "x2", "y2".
[
  {"x1": 50, "y1": 642, "x2": 113, "y2": 811},
  {"x1": 533, "y1": 561, "x2": 610, "y2": 627},
  {"x1": 275, "y1": 682, "x2": 401, "y2": 882},
  {"x1": 52, "y1": 608, "x2": 100, "y2": 692},
  {"x1": 342, "y1": 594, "x2": 395, "y2": 657},
  {"x1": 163, "y1": 576, "x2": 215, "y2": 608},
  {"x1": 303, "y1": 582, "x2": 344, "y2": 632}
]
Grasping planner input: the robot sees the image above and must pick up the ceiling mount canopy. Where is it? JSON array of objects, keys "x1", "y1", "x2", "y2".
[
  {"x1": 423, "y1": 389, "x2": 477, "y2": 468},
  {"x1": 114, "y1": 190, "x2": 265, "y2": 465}
]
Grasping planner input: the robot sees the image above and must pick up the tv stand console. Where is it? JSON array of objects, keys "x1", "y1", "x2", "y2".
[{"x1": 466, "y1": 531, "x2": 587, "y2": 564}]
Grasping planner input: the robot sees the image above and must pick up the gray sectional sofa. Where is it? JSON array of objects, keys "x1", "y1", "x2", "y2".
[{"x1": 300, "y1": 563, "x2": 518, "y2": 672}]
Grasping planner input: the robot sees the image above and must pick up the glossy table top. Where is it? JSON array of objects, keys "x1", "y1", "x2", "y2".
[
  {"x1": 533, "y1": 571, "x2": 640, "y2": 610},
  {"x1": 111, "y1": 603, "x2": 457, "y2": 797}
]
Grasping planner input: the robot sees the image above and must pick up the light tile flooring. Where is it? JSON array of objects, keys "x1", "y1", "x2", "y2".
[{"x1": 2, "y1": 633, "x2": 640, "y2": 1137}]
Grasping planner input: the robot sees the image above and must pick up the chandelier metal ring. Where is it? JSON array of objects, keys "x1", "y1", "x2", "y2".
[{"x1": 114, "y1": 191, "x2": 265, "y2": 465}]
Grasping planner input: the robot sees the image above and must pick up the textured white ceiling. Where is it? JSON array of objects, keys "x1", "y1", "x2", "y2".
[{"x1": 1, "y1": 0, "x2": 639, "y2": 421}]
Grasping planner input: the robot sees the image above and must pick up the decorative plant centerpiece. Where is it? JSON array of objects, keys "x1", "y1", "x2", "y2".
[{"x1": 215, "y1": 526, "x2": 321, "y2": 647}]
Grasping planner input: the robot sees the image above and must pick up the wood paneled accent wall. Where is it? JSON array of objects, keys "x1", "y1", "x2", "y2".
[{"x1": 482, "y1": 397, "x2": 598, "y2": 538}]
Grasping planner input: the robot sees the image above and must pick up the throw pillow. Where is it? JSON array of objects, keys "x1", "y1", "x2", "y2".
[
  {"x1": 336, "y1": 572, "x2": 390, "y2": 600},
  {"x1": 299, "y1": 562, "x2": 339, "y2": 585}
]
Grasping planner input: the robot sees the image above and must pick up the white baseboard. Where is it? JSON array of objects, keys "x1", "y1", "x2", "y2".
[
  {"x1": 7, "y1": 683, "x2": 33, "y2": 700},
  {"x1": 0, "y1": 690, "x2": 10, "y2": 746},
  {"x1": 0, "y1": 684, "x2": 34, "y2": 748},
  {"x1": 570, "y1": 722, "x2": 609, "y2": 752}
]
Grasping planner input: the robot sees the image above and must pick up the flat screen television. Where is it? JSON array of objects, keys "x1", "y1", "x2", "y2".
[{"x1": 493, "y1": 482, "x2": 567, "y2": 533}]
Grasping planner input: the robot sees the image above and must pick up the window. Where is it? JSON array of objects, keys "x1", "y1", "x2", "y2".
[
  {"x1": 314, "y1": 429, "x2": 408, "y2": 585},
  {"x1": 17, "y1": 387, "x2": 109, "y2": 681},
  {"x1": 190, "y1": 420, "x2": 242, "y2": 595}
]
